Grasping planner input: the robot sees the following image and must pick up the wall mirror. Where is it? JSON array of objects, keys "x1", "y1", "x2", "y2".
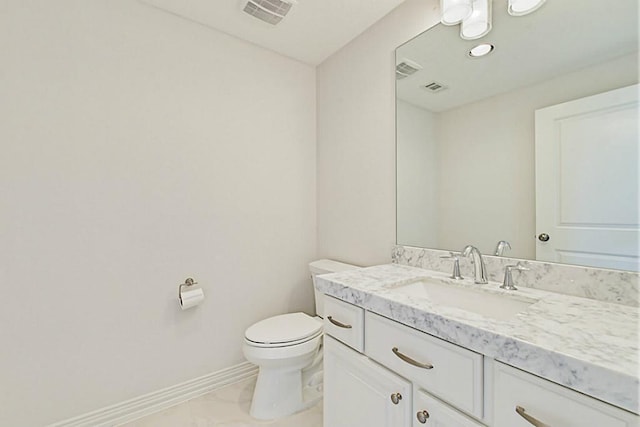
[{"x1": 396, "y1": 0, "x2": 639, "y2": 271}]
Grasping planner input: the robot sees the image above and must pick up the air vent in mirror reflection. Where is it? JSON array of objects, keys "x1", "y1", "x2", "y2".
[
  {"x1": 243, "y1": 0, "x2": 293, "y2": 25},
  {"x1": 396, "y1": 59, "x2": 422, "y2": 80},
  {"x1": 422, "y1": 82, "x2": 448, "y2": 93}
]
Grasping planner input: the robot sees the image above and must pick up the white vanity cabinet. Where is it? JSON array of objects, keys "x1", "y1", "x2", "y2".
[
  {"x1": 493, "y1": 362, "x2": 639, "y2": 427},
  {"x1": 324, "y1": 335, "x2": 412, "y2": 427},
  {"x1": 322, "y1": 295, "x2": 639, "y2": 427},
  {"x1": 323, "y1": 295, "x2": 486, "y2": 427}
]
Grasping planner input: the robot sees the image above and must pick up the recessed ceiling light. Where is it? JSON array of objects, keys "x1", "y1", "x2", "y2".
[{"x1": 468, "y1": 43, "x2": 494, "y2": 58}]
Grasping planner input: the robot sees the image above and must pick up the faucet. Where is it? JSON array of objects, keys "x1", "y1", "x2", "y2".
[
  {"x1": 462, "y1": 245, "x2": 488, "y2": 284},
  {"x1": 494, "y1": 240, "x2": 511, "y2": 256}
]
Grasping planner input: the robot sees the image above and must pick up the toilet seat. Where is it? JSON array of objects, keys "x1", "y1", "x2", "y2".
[{"x1": 245, "y1": 312, "x2": 322, "y2": 348}]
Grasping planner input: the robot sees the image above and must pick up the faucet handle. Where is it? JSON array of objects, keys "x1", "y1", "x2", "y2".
[
  {"x1": 440, "y1": 252, "x2": 463, "y2": 280},
  {"x1": 440, "y1": 251, "x2": 460, "y2": 259},
  {"x1": 511, "y1": 261, "x2": 530, "y2": 272},
  {"x1": 500, "y1": 262, "x2": 529, "y2": 290}
]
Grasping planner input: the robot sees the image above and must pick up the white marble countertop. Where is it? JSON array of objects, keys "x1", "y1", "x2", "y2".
[{"x1": 315, "y1": 264, "x2": 639, "y2": 414}]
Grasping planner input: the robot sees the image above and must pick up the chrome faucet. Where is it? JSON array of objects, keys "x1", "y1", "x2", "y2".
[
  {"x1": 494, "y1": 240, "x2": 511, "y2": 256},
  {"x1": 462, "y1": 245, "x2": 488, "y2": 284}
]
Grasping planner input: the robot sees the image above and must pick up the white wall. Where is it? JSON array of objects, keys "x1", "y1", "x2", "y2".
[
  {"x1": 0, "y1": 1, "x2": 316, "y2": 426},
  {"x1": 317, "y1": 0, "x2": 441, "y2": 266},
  {"x1": 396, "y1": 100, "x2": 439, "y2": 248}
]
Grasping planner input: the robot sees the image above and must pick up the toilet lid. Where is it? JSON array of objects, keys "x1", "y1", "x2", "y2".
[{"x1": 245, "y1": 312, "x2": 322, "y2": 345}]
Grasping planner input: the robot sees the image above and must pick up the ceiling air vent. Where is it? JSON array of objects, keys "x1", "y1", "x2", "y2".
[
  {"x1": 422, "y1": 81, "x2": 448, "y2": 93},
  {"x1": 396, "y1": 59, "x2": 422, "y2": 80},
  {"x1": 243, "y1": 0, "x2": 294, "y2": 25}
]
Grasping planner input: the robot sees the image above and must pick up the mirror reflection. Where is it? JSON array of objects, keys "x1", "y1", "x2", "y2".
[{"x1": 396, "y1": 0, "x2": 639, "y2": 271}]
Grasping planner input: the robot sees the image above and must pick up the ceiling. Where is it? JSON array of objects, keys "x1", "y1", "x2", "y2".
[
  {"x1": 396, "y1": 0, "x2": 639, "y2": 112},
  {"x1": 139, "y1": 0, "x2": 408, "y2": 65}
]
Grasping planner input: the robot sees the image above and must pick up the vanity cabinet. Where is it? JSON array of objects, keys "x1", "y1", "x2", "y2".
[
  {"x1": 322, "y1": 295, "x2": 639, "y2": 427},
  {"x1": 323, "y1": 295, "x2": 486, "y2": 427},
  {"x1": 324, "y1": 335, "x2": 412, "y2": 427},
  {"x1": 493, "y1": 362, "x2": 638, "y2": 427}
]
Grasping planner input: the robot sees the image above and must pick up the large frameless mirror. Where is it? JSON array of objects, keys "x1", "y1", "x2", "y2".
[{"x1": 396, "y1": 0, "x2": 639, "y2": 271}]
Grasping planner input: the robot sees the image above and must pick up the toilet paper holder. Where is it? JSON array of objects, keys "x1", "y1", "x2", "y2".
[{"x1": 178, "y1": 277, "x2": 198, "y2": 299}]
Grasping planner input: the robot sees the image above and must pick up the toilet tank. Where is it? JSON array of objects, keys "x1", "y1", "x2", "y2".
[{"x1": 309, "y1": 259, "x2": 360, "y2": 318}]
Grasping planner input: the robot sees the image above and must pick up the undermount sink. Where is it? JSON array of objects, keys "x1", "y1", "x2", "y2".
[{"x1": 394, "y1": 278, "x2": 537, "y2": 321}]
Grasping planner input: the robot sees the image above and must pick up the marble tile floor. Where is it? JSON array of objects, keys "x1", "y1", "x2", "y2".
[{"x1": 118, "y1": 376, "x2": 323, "y2": 427}]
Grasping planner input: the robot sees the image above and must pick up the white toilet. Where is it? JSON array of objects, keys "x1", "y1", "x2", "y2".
[{"x1": 242, "y1": 259, "x2": 359, "y2": 420}]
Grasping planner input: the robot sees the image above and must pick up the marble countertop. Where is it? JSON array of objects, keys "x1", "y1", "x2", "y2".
[{"x1": 315, "y1": 264, "x2": 639, "y2": 414}]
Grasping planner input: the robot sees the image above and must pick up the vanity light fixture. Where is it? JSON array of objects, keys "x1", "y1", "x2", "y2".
[
  {"x1": 460, "y1": 0, "x2": 491, "y2": 40},
  {"x1": 508, "y1": 0, "x2": 546, "y2": 16},
  {"x1": 442, "y1": 0, "x2": 547, "y2": 42},
  {"x1": 468, "y1": 43, "x2": 494, "y2": 57},
  {"x1": 441, "y1": 0, "x2": 474, "y2": 25}
]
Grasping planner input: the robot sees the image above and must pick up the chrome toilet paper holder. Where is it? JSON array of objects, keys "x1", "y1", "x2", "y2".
[{"x1": 178, "y1": 277, "x2": 198, "y2": 300}]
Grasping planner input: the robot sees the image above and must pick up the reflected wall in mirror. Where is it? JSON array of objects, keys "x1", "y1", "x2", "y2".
[{"x1": 396, "y1": 0, "x2": 639, "y2": 271}]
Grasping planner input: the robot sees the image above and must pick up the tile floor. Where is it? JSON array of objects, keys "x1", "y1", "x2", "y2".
[{"x1": 118, "y1": 376, "x2": 323, "y2": 427}]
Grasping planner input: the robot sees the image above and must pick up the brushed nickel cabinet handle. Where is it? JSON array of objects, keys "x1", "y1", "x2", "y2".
[
  {"x1": 390, "y1": 392, "x2": 402, "y2": 405},
  {"x1": 417, "y1": 410, "x2": 430, "y2": 423},
  {"x1": 392, "y1": 347, "x2": 434, "y2": 369},
  {"x1": 327, "y1": 316, "x2": 352, "y2": 329},
  {"x1": 516, "y1": 406, "x2": 551, "y2": 427}
]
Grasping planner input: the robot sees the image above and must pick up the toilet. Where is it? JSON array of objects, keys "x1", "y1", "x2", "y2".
[{"x1": 242, "y1": 259, "x2": 359, "y2": 420}]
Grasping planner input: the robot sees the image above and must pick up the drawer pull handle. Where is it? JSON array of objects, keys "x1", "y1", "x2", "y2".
[
  {"x1": 390, "y1": 392, "x2": 402, "y2": 405},
  {"x1": 417, "y1": 410, "x2": 430, "y2": 423},
  {"x1": 516, "y1": 406, "x2": 551, "y2": 427},
  {"x1": 392, "y1": 347, "x2": 434, "y2": 369},
  {"x1": 327, "y1": 316, "x2": 352, "y2": 329}
]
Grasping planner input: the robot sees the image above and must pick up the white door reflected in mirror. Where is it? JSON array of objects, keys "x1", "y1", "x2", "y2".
[{"x1": 535, "y1": 84, "x2": 639, "y2": 271}]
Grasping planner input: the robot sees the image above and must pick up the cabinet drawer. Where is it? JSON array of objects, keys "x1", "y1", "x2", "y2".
[
  {"x1": 323, "y1": 295, "x2": 364, "y2": 352},
  {"x1": 493, "y1": 362, "x2": 639, "y2": 427},
  {"x1": 413, "y1": 388, "x2": 485, "y2": 427},
  {"x1": 365, "y1": 311, "x2": 483, "y2": 418}
]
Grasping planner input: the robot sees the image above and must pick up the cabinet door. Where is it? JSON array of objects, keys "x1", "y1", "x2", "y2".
[
  {"x1": 494, "y1": 362, "x2": 639, "y2": 427},
  {"x1": 413, "y1": 388, "x2": 485, "y2": 427},
  {"x1": 324, "y1": 335, "x2": 412, "y2": 427}
]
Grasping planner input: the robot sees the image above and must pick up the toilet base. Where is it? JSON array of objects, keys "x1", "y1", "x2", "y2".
[{"x1": 249, "y1": 353, "x2": 323, "y2": 420}]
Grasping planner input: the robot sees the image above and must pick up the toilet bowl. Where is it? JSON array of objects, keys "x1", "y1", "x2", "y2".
[
  {"x1": 242, "y1": 259, "x2": 360, "y2": 420},
  {"x1": 243, "y1": 312, "x2": 323, "y2": 420}
]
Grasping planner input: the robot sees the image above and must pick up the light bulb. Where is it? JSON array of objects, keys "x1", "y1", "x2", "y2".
[
  {"x1": 461, "y1": 0, "x2": 491, "y2": 40},
  {"x1": 508, "y1": 0, "x2": 546, "y2": 16},
  {"x1": 441, "y1": 0, "x2": 473, "y2": 25}
]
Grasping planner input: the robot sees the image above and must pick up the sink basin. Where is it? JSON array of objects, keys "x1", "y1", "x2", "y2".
[{"x1": 394, "y1": 278, "x2": 536, "y2": 321}]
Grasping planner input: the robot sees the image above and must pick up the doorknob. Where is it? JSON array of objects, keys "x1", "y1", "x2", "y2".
[
  {"x1": 390, "y1": 393, "x2": 402, "y2": 404},
  {"x1": 538, "y1": 233, "x2": 550, "y2": 242}
]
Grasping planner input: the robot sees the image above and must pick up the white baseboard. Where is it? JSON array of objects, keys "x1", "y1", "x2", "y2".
[{"x1": 48, "y1": 362, "x2": 258, "y2": 427}]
